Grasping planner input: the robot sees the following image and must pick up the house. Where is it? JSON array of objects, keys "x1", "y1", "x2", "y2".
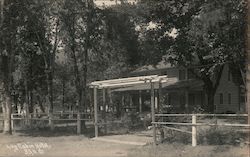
[{"x1": 123, "y1": 62, "x2": 246, "y2": 113}]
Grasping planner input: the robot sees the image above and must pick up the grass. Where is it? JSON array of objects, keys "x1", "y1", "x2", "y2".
[
  {"x1": 127, "y1": 143, "x2": 248, "y2": 157},
  {"x1": 128, "y1": 125, "x2": 249, "y2": 157}
]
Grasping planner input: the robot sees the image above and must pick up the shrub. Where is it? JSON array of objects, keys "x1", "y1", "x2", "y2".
[
  {"x1": 160, "y1": 126, "x2": 247, "y2": 146},
  {"x1": 198, "y1": 127, "x2": 247, "y2": 145},
  {"x1": 161, "y1": 127, "x2": 191, "y2": 144}
]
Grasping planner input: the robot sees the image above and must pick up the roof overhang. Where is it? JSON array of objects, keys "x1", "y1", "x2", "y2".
[
  {"x1": 89, "y1": 75, "x2": 204, "y2": 92},
  {"x1": 112, "y1": 77, "x2": 179, "y2": 92},
  {"x1": 89, "y1": 75, "x2": 168, "y2": 89}
]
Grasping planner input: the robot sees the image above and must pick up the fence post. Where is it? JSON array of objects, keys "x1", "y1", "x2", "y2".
[
  {"x1": 77, "y1": 112, "x2": 81, "y2": 134},
  {"x1": 192, "y1": 115, "x2": 197, "y2": 147},
  {"x1": 11, "y1": 114, "x2": 14, "y2": 132},
  {"x1": 49, "y1": 113, "x2": 54, "y2": 131}
]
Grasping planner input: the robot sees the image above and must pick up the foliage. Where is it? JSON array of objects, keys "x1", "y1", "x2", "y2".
[
  {"x1": 0, "y1": 0, "x2": 247, "y2": 132},
  {"x1": 135, "y1": 0, "x2": 246, "y2": 112},
  {"x1": 198, "y1": 127, "x2": 247, "y2": 145}
]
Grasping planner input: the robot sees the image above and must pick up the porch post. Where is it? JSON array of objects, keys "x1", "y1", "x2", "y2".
[
  {"x1": 94, "y1": 87, "x2": 98, "y2": 137},
  {"x1": 102, "y1": 88, "x2": 107, "y2": 134},
  {"x1": 151, "y1": 81, "x2": 156, "y2": 144},
  {"x1": 108, "y1": 88, "x2": 112, "y2": 112},
  {"x1": 159, "y1": 80, "x2": 164, "y2": 142},
  {"x1": 139, "y1": 90, "x2": 142, "y2": 114},
  {"x1": 159, "y1": 81, "x2": 163, "y2": 112},
  {"x1": 129, "y1": 94, "x2": 133, "y2": 107},
  {"x1": 122, "y1": 94, "x2": 125, "y2": 114},
  {"x1": 185, "y1": 89, "x2": 189, "y2": 113},
  {"x1": 155, "y1": 90, "x2": 158, "y2": 113}
]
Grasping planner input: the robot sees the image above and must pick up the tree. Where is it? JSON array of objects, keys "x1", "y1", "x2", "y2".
[
  {"x1": 172, "y1": 0, "x2": 246, "y2": 112},
  {"x1": 0, "y1": 0, "x2": 20, "y2": 134},
  {"x1": 0, "y1": 0, "x2": 63, "y2": 132},
  {"x1": 136, "y1": 0, "x2": 246, "y2": 112}
]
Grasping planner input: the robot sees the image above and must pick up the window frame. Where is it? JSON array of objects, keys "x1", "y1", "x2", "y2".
[
  {"x1": 228, "y1": 69, "x2": 231, "y2": 81},
  {"x1": 187, "y1": 68, "x2": 196, "y2": 79},
  {"x1": 179, "y1": 69, "x2": 186, "y2": 80},
  {"x1": 228, "y1": 93, "x2": 231, "y2": 104},
  {"x1": 219, "y1": 93, "x2": 224, "y2": 104}
]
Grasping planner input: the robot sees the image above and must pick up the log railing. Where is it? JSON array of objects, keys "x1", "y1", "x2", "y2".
[
  {"x1": 152, "y1": 114, "x2": 250, "y2": 146},
  {"x1": 10, "y1": 112, "x2": 93, "y2": 133}
]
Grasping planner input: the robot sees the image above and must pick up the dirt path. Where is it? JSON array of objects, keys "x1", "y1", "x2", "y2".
[{"x1": 0, "y1": 133, "x2": 146, "y2": 157}]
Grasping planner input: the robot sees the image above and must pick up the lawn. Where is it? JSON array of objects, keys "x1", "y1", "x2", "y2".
[
  {"x1": 0, "y1": 132, "x2": 249, "y2": 157},
  {"x1": 127, "y1": 143, "x2": 249, "y2": 157},
  {"x1": 0, "y1": 133, "x2": 134, "y2": 157},
  {"x1": 0, "y1": 125, "x2": 249, "y2": 157}
]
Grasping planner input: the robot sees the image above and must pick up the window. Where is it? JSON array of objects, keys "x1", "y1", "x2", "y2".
[
  {"x1": 168, "y1": 94, "x2": 171, "y2": 105},
  {"x1": 228, "y1": 70, "x2": 231, "y2": 81},
  {"x1": 240, "y1": 94, "x2": 245, "y2": 103},
  {"x1": 187, "y1": 69, "x2": 195, "y2": 79},
  {"x1": 180, "y1": 93, "x2": 185, "y2": 106},
  {"x1": 219, "y1": 93, "x2": 223, "y2": 104},
  {"x1": 228, "y1": 93, "x2": 231, "y2": 104},
  {"x1": 179, "y1": 69, "x2": 186, "y2": 80},
  {"x1": 161, "y1": 70, "x2": 168, "y2": 75},
  {"x1": 189, "y1": 94, "x2": 195, "y2": 106}
]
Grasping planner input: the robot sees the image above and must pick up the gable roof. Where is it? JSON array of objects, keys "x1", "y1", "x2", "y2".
[{"x1": 130, "y1": 61, "x2": 175, "y2": 74}]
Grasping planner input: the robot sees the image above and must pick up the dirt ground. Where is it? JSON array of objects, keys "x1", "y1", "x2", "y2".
[
  {"x1": 128, "y1": 143, "x2": 249, "y2": 157},
  {"x1": 0, "y1": 132, "x2": 249, "y2": 157},
  {"x1": 0, "y1": 133, "x2": 140, "y2": 157}
]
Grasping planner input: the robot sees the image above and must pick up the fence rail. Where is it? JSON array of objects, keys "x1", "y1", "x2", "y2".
[
  {"x1": 152, "y1": 114, "x2": 250, "y2": 147},
  {"x1": 155, "y1": 113, "x2": 248, "y2": 117},
  {"x1": 10, "y1": 112, "x2": 94, "y2": 134},
  {"x1": 152, "y1": 122, "x2": 250, "y2": 127}
]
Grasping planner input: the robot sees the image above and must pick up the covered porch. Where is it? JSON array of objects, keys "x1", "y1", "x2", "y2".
[
  {"x1": 112, "y1": 78, "x2": 205, "y2": 114},
  {"x1": 89, "y1": 75, "x2": 204, "y2": 139}
]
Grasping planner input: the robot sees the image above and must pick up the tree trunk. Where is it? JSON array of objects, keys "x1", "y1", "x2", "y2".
[
  {"x1": 29, "y1": 90, "x2": 33, "y2": 114},
  {"x1": 62, "y1": 80, "x2": 65, "y2": 111},
  {"x1": 47, "y1": 71, "x2": 54, "y2": 130},
  {"x1": 81, "y1": 0, "x2": 93, "y2": 132},
  {"x1": 1, "y1": 56, "x2": 12, "y2": 134},
  {"x1": 206, "y1": 90, "x2": 215, "y2": 113},
  {"x1": 24, "y1": 80, "x2": 29, "y2": 115},
  {"x1": 37, "y1": 95, "x2": 45, "y2": 113},
  {"x1": 3, "y1": 89, "x2": 11, "y2": 134},
  {"x1": 202, "y1": 65, "x2": 224, "y2": 113}
]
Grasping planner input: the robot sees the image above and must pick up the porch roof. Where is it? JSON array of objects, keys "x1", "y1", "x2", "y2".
[
  {"x1": 112, "y1": 79, "x2": 204, "y2": 92},
  {"x1": 89, "y1": 75, "x2": 168, "y2": 89},
  {"x1": 89, "y1": 75, "x2": 204, "y2": 91}
]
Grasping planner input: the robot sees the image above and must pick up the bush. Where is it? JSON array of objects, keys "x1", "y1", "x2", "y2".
[
  {"x1": 160, "y1": 126, "x2": 247, "y2": 146},
  {"x1": 162, "y1": 127, "x2": 191, "y2": 144},
  {"x1": 121, "y1": 112, "x2": 143, "y2": 130},
  {"x1": 198, "y1": 127, "x2": 247, "y2": 145}
]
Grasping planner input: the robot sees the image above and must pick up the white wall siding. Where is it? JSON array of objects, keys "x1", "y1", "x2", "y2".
[{"x1": 214, "y1": 64, "x2": 240, "y2": 113}]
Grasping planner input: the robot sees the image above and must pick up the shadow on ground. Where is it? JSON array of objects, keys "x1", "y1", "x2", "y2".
[{"x1": 14, "y1": 126, "x2": 96, "y2": 138}]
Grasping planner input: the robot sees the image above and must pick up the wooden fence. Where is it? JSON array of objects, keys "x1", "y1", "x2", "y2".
[
  {"x1": 152, "y1": 114, "x2": 250, "y2": 146},
  {"x1": 10, "y1": 112, "x2": 93, "y2": 134}
]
